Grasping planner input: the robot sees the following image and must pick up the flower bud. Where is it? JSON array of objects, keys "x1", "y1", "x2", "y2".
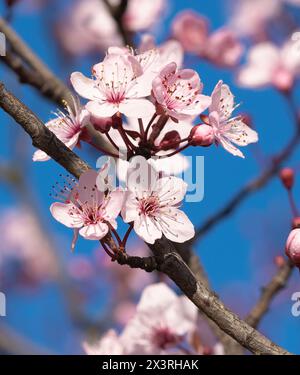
[
  {"x1": 285, "y1": 228, "x2": 300, "y2": 267},
  {"x1": 293, "y1": 217, "x2": 300, "y2": 229},
  {"x1": 159, "y1": 131, "x2": 181, "y2": 151},
  {"x1": 189, "y1": 124, "x2": 214, "y2": 147},
  {"x1": 279, "y1": 168, "x2": 294, "y2": 190}
]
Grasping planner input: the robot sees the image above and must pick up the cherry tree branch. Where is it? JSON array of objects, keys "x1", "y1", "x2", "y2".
[
  {"x1": 0, "y1": 17, "x2": 73, "y2": 106},
  {"x1": 0, "y1": 82, "x2": 292, "y2": 355},
  {"x1": 245, "y1": 260, "x2": 294, "y2": 328}
]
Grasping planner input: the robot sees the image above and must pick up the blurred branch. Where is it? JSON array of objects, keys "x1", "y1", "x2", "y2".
[
  {"x1": 0, "y1": 17, "x2": 73, "y2": 106},
  {"x1": 193, "y1": 129, "x2": 300, "y2": 243},
  {"x1": 0, "y1": 82, "x2": 292, "y2": 355},
  {"x1": 0, "y1": 324, "x2": 50, "y2": 354},
  {"x1": 102, "y1": 0, "x2": 133, "y2": 46},
  {"x1": 245, "y1": 260, "x2": 294, "y2": 328}
]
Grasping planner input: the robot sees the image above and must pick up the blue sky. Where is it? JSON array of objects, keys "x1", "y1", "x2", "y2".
[{"x1": 0, "y1": 0, "x2": 300, "y2": 354}]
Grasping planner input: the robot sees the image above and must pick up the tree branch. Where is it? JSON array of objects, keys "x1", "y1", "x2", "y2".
[
  {"x1": 0, "y1": 17, "x2": 73, "y2": 106},
  {"x1": 0, "y1": 82, "x2": 292, "y2": 355}
]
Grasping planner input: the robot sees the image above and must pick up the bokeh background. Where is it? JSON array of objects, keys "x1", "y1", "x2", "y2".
[{"x1": 0, "y1": 0, "x2": 300, "y2": 354}]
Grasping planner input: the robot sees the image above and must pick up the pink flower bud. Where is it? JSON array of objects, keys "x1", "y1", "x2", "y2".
[
  {"x1": 279, "y1": 168, "x2": 294, "y2": 190},
  {"x1": 159, "y1": 131, "x2": 181, "y2": 151},
  {"x1": 286, "y1": 229, "x2": 300, "y2": 267},
  {"x1": 293, "y1": 217, "x2": 300, "y2": 229},
  {"x1": 189, "y1": 124, "x2": 215, "y2": 147}
]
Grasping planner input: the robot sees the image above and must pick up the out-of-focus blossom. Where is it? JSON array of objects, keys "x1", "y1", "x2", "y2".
[
  {"x1": 285, "y1": 228, "x2": 300, "y2": 267},
  {"x1": 171, "y1": 11, "x2": 242, "y2": 68},
  {"x1": 50, "y1": 170, "x2": 124, "y2": 249},
  {"x1": 230, "y1": 0, "x2": 281, "y2": 39},
  {"x1": 84, "y1": 283, "x2": 198, "y2": 355},
  {"x1": 237, "y1": 40, "x2": 300, "y2": 91},
  {"x1": 124, "y1": 0, "x2": 166, "y2": 32},
  {"x1": 56, "y1": 0, "x2": 122, "y2": 56},
  {"x1": 121, "y1": 283, "x2": 198, "y2": 354},
  {"x1": 122, "y1": 159, "x2": 195, "y2": 244},
  {"x1": 71, "y1": 48, "x2": 156, "y2": 118},
  {"x1": 207, "y1": 81, "x2": 258, "y2": 158},
  {"x1": 83, "y1": 329, "x2": 124, "y2": 355},
  {"x1": 172, "y1": 10, "x2": 209, "y2": 54},
  {"x1": 33, "y1": 97, "x2": 90, "y2": 162},
  {"x1": 152, "y1": 62, "x2": 211, "y2": 121},
  {"x1": 205, "y1": 28, "x2": 244, "y2": 68},
  {"x1": 0, "y1": 207, "x2": 58, "y2": 283}
]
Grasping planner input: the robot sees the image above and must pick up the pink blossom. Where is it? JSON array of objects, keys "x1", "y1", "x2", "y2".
[
  {"x1": 286, "y1": 229, "x2": 300, "y2": 267},
  {"x1": 83, "y1": 329, "x2": 124, "y2": 355},
  {"x1": 205, "y1": 28, "x2": 243, "y2": 68},
  {"x1": 121, "y1": 283, "x2": 198, "y2": 354},
  {"x1": 230, "y1": 0, "x2": 281, "y2": 39},
  {"x1": 33, "y1": 97, "x2": 90, "y2": 162},
  {"x1": 71, "y1": 49, "x2": 155, "y2": 118},
  {"x1": 152, "y1": 62, "x2": 211, "y2": 121},
  {"x1": 0, "y1": 208, "x2": 58, "y2": 283},
  {"x1": 122, "y1": 158, "x2": 195, "y2": 244},
  {"x1": 238, "y1": 40, "x2": 300, "y2": 91},
  {"x1": 172, "y1": 11, "x2": 209, "y2": 54},
  {"x1": 50, "y1": 170, "x2": 124, "y2": 249},
  {"x1": 56, "y1": 0, "x2": 122, "y2": 56},
  {"x1": 208, "y1": 81, "x2": 258, "y2": 158},
  {"x1": 124, "y1": 0, "x2": 166, "y2": 32},
  {"x1": 139, "y1": 34, "x2": 184, "y2": 70}
]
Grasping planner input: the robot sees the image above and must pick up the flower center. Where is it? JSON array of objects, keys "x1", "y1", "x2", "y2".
[{"x1": 139, "y1": 196, "x2": 160, "y2": 217}]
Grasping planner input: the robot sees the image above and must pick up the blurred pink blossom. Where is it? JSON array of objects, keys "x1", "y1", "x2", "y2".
[
  {"x1": 172, "y1": 10, "x2": 209, "y2": 54},
  {"x1": 56, "y1": 0, "x2": 122, "y2": 56},
  {"x1": 124, "y1": 0, "x2": 166, "y2": 32},
  {"x1": 84, "y1": 283, "x2": 198, "y2": 355},
  {"x1": 205, "y1": 28, "x2": 244, "y2": 68},
  {"x1": 0, "y1": 207, "x2": 58, "y2": 283},
  {"x1": 237, "y1": 40, "x2": 300, "y2": 91}
]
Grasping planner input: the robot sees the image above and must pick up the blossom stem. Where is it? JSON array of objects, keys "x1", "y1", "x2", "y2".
[
  {"x1": 288, "y1": 190, "x2": 299, "y2": 217},
  {"x1": 118, "y1": 126, "x2": 137, "y2": 153},
  {"x1": 122, "y1": 223, "x2": 134, "y2": 249},
  {"x1": 100, "y1": 240, "x2": 115, "y2": 258},
  {"x1": 138, "y1": 118, "x2": 145, "y2": 138},
  {"x1": 156, "y1": 144, "x2": 190, "y2": 158},
  {"x1": 144, "y1": 113, "x2": 157, "y2": 141},
  {"x1": 105, "y1": 132, "x2": 119, "y2": 152},
  {"x1": 108, "y1": 224, "x2": 122, "y2": 247},
  {"x1": 88, "y1": 140, "x2": 120, "y2": 158},
  {"x1": 148, "y1": 115, "x2": 169, "y2": 145}
]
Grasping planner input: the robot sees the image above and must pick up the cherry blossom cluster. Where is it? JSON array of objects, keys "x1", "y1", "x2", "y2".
[
  {"x1": 32, "y1": 40, "x2": 258, "y2": 253},
  {"x1": 83, "y1": 283, "x2": 224, "y2": 355}
]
